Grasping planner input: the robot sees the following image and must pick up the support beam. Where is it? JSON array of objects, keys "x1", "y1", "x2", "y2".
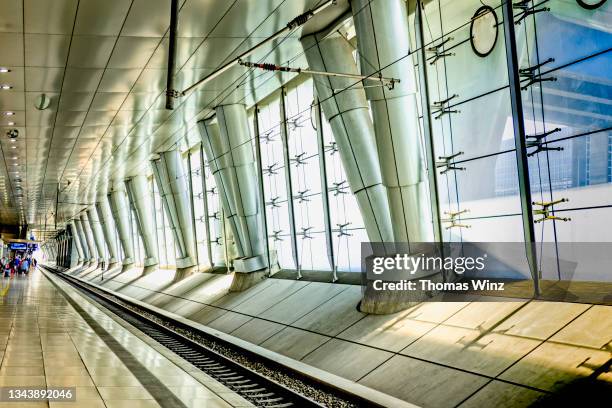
[
  {"x1": 69, "y1": 220, "x2": 84, "y2": 263},
  {"x1": 73, "y1": 218, "x2": 91, "y2": 263},
  {"x1": 198, "y1": 104, "x2": 267, "y2": 290},
  {"x1": 151, "y1": 150, "x2": 197, "y2": 273},
  {"x1": 95, "y1": 200, "x2": 119, "y2": 267},
  {"x1": 125, "y1": 175, "x2": 159, "y2": 272},
  {"x1": 351, "y1": 0, "x2": 433, "y2": 243},
  {"x1": 80, "y1": 213, "x2": 98, "y2": 264},
  {"x1": 301, "y1": 31, "x2": 394, "y2": 243},
  {"x1": 502, "y1": 0, "x2": 540, "y2": 297},
  {"x1": 86, "y1": 207, "x2": 106, "y2": 265},
  {"x1": 108, "y1": 183, "x2": 135, "y2": 269}
]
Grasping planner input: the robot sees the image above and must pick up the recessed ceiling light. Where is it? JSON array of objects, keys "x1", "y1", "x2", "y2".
[
  {"x1": 0, "y1": 68, "x2": 9, "y2": 73},
  {"x1": 10, "y1": 146, "x2": 15, "y2": 149},
  {"x1": 4, "y1": 112, "x2": 14, "y2": 116},
  {"x1": 0, "y1": 85, "x2": 11, "y2": 90},
  {"x1": 7, "y1": 121, "x2": 14, "y2": 126}
]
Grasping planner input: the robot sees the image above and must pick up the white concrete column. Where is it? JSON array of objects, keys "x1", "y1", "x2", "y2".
[
  {"x1": 69, "y1": 220, "x2": 84, "y2": 263},
  {"x1": 95, "y1": 200, "x2": 119, "y2": 266},
  {"x1": 125, "y1": 175, "x2": 158, "y2": 270},
  {"x1": 301, "y1": 31, "x2": 394, "y2": 242},
  {"x1": 73, "y1": 218, "x2": 91, "y2": 262},
  {"x1": 351, "y1": 0, "x2": 433, "y2": 242},
  {"x1": 87, "y1": 207, "x2": 106, "y2": 264},
  {"x1": 108, "y1": 183, "x2": 135, "y2": 267},
  {"x1": 151, "y1": 150, "x2": 196, "y2": 270},
  {"x1": 80, "y1": 213, "x2": 98, "y2": 263},
  {"x1": 198, "y1": 104, "x2": 267, "y2": 274}
]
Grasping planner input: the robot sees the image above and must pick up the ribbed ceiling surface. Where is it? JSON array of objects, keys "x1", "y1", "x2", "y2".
[{"x1": 0, "y1": 0, "x2": 347, "y2": 239}]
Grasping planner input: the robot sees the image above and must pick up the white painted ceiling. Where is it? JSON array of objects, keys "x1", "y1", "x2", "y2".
[{"x1": 0, "y1": 0, "x2": 348, "y2": 238}]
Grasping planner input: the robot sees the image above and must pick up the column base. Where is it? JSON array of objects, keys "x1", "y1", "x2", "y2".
[
  {"x1": 143, "y1": 264, "x2": 158, "y2": 274},
  {"x1": 174, "y1": 265, "x2": 196, "y2": 281},
  {"x1": 106, "y1": 261, "x2": 120, "y2": 270},
  {"x1": 229, "y1": 270, "x2": 267, "y2": 292},
  {"x1": 121, "y1": 262, "x2": 134, "y2": 272},
  {"x1": 359, "y1": 272, "x2": 442, "y2": 314},
  {"x1": 176, "y1": 256, "x2": 196, "y2": 270}
]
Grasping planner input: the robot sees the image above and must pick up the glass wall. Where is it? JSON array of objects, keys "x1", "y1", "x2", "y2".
[{"x1": 416, "y1": 0, "x2": 611, "y2": 289}]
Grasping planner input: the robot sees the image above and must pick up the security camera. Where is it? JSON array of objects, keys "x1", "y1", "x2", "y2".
[{"x1": 6, "y1": 129, "x2": 18, "y2": 139}]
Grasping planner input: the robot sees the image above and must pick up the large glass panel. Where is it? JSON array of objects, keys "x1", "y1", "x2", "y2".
[
  {"x1": 285, "y1": 79, "x2": 331, "y2": 272},
  {"x1": 189, "y1": 147, "x2": 211, "y2": 269}
]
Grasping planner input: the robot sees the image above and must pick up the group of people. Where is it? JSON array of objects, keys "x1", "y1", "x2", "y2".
[{"x1": 1, "y1": 255, "x2": 36, "y2": 277}]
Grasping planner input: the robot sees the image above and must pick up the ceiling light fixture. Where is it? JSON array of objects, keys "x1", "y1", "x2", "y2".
[
  {"x1": 0, "y1": 85, "x2": 11, "y2": 90},
  {"x1": 7, "y1": 121, "x2": 14, "y2": 126},
  {"x1": 0, "y1": 68, "x2": 9, "y2": 73},
  {"x1": 4, "y1": 112, "x2": 14, "y2": 116}
]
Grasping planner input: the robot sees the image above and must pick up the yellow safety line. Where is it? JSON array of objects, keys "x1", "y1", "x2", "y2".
[{"x1": 0, "y1": 279, "x2": 10, "y2": 297}]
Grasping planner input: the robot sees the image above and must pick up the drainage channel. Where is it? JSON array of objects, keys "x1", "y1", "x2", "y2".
[{"x1": 44, "y1": 267, "x2": 372, "y2": 408}]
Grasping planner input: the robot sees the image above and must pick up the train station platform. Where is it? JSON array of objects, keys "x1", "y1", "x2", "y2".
[
  {"x1": 0, "y1": 268, "x2": 253, "y2": 408},
  {"x1": 62, "y1": 263, "x2": 612, "y2": 408}
]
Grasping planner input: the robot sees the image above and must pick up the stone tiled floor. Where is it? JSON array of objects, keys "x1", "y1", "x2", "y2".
[
  {"x1": 69, "y1": 263, "x2": 612, "y2": 407},
  {"x1": 0, "y1": 269, "x2": 252, "y2": 408}
]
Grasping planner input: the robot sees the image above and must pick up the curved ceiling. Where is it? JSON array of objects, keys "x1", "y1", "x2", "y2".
[{"x1": 0, "y1": 0, "x2": 349, "y2": 238}]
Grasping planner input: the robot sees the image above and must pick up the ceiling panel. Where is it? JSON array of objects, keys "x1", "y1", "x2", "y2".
[
  {"x1": 25, "y1": 34, "x2": 71, "y2": 67},
  {"x1": 98, "y1": 68, "x2": 141, "y2": 92},
  {"x1": 24, "y1": 0, "x2": 79, "y2": 35},
  {"x1": 74, "y1": 0, "x2": 133, "y2": 36},
  {"x1": 56, "y1": 110, "x2": 87, "y2": 126},
  {"x1": 108, "y1": 37, "x2": 161, "y2": 69},
  {"x1": 62, "y1": 68, "x2": 104, "y2": 91},
  {"x1": 26, "y1": 109, "x2": 56, "y2": 127},
  {"x1": 58, "y1": 92, "x2": 95, "y2": 111},
  {"x1": 0, "y1": 32, "x2": 25, "y2": 66},
  {"x1": 0, "y1": 0, "x2": 23, "y2": 33},
  {"x1": 83, "y1": 110, "x2": 116, "y2": 126},
  {"x1": 90, "y1": 92, "x2": 128, "y2": 111},
  {"x1": 25, "y1": 67, "x2": 65, "y2": 92},
  {"x1": 67, "y1": 36, "x2": 117, "y2": 68},
  {"x1": 131, "y1": 69, "x2": 166, "y2": 93},
  {"x1": 121, "y1": 0, "x2": 173, "y2": 37},
  {"x1": 178, "y1": 0, "x2": 235, "y2": 37}
]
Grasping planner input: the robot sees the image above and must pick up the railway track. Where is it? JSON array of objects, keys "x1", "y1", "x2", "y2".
[{"x1": 43, "y1": 266, "x2": 375, "y2": 408}]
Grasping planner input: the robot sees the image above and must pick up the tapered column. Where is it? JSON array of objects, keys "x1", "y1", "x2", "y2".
[
  {"x1": 73, "y1": 218, "x2": 91, "y2": 262},
  {"x1": 301, "y1": 32, "x2": 393, "y2": 242},
  {"x1": 151, "y1": 150, "x2": 196, "y2": 270},
  {"x1": 86, "y1": 207, "x2": 106, "y2": 265},
  {"x1": 80, "y1": 213, "x2": 98, "y2": 264},
  {"x1": 108, "y1": 183, "x2": 135, "y2": 267},
  {"x1": 198, "y1": 118, "x2": 240, "y2": 257},
  {"x1": 125, "y1": 175, "x2": 158, "y2": 270},
  {"x1": 95, "y1": 200, "x2": 119, "y2": 267},
  {"x1": 199, "y1": 105, "x2": 266, "y2": 262},
  {"x1": 351, "y1": 0, "x2": 433, "y2": 243},
  {"x1": 69, "y1": 220, "x2": 84, "y2": 263}
]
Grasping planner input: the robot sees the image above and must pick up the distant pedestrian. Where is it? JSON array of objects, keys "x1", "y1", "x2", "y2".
[{"x1": 20, "y1": 258, "x2": 29, "y2": 275}]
